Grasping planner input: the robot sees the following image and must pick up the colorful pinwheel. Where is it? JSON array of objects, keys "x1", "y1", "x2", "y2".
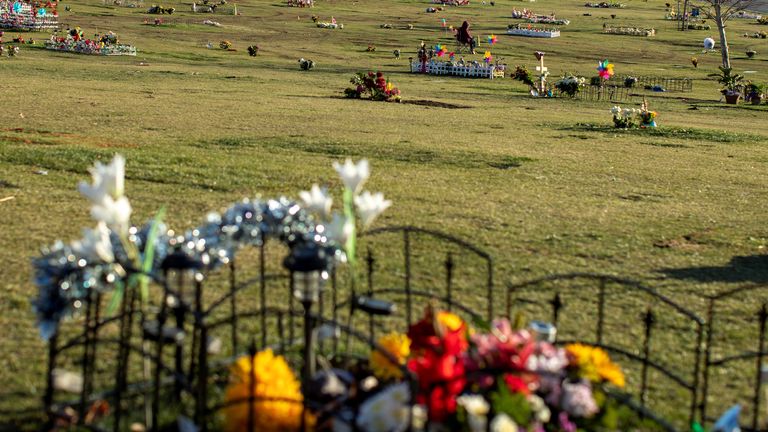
[
  {"x1": 487, "y1": 34, "x2": 497, "y2": 45},
  {"x1": 435, "y1": 44, "x2": 447, "y2": 57},
  {"x1": 484, "y1": 50, "x2": 493, "y2": 63},
  {"x1": 597, "y1": 59, "x2": 614, "y2": 80}
]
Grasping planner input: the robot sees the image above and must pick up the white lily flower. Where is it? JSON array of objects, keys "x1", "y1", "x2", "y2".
[
  {"x1": 354, "y1": 191, "x2": 392, "y2": 228},
  {"x1": 72, "y1": 222, "x2": 114, "y2": 263},
  {"x1": 356, "y1": 383, "x2": 411, "y2": 432},
  {"x1": 610, "y1": 106, "x2": 621, "y2": 114},
  {"x1": 490, "y1": 414, "x2": 519, "y2": 432},
  {"x1": 457, "y1": 395, "x2": 490, "y2": 432},
  {"x1": 78, "y1": 154, "x2": 126, "y2": 203},
  {"x1": 91, "y1": 195, "x2": 132, "y2": 235},
  {"x1": 299, "y1": 184, "x2": 333, "y2": 218},
  {"x1": 333, "y1": 158, "x2": 369, "y2": 193},
  {"x1": 325, "y1": 213, "x2": 354, "y2": 245}
]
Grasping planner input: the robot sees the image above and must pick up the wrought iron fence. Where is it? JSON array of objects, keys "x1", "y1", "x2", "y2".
[{"x1": 38, "y1": 227, "x2": 768, "y2": 432}]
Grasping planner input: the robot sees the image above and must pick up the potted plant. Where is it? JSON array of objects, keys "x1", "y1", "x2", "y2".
[
  {"x1": 745, "y1": 82, "x2": 765, "y2": 105},
  {"x1": 709, "y1": 66, "x2": 744, "y2": 104}
]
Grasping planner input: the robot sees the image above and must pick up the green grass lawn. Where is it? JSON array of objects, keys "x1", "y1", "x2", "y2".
[{"x1": 0, "y1": 0, "x2": 767, "y2": 428}]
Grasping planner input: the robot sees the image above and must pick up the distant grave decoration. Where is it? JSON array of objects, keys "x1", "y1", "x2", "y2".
[
  {"x1": 759, "y1": 16, "x2": 768, "y2": 25},
  {"x1": 511, "y1": 8, "x2": 535, "y2": 18},
  {"x1": 146, "y1": 4, "x2": 174, "y2": 13},
  {"x1": 528, "y1": 15, "x2": 569, "y2": 25},
  {"x1": 507, "y1": 23, "x2": 560, "y2": 37},
  {"x1": 219, "y1": 40, "x2": 232, "y2": 49},
  {"x1": 344, "y1": 71, "x2": 402, "y2": 102},
  {"x1": 685, "y1": 21, "x2": 711, "y2": 30},
  {"x1": 247, "y1": 45, "x2": 258, "y2": 56},
  {"x1": 611, "y1": 98, "x2": 657, "y2": 128},
  {"x1": 45, "y1": 29, "x2": 136, "y2": 56},
  {"x1": 191, "y1": 1, "x2": 238, "y2": 14},
  {"x1": 103, "y1": 0, "x2": 143, "y2": 8},
  {"x1": 432, "y1": 0, "x2": 469, "y2": 5},
  {"x1": 603, "y1": 24, "x2": 655, "y2": 36},
  {"x1": 299, "y1": 57, "x2": 314, "y2": 70},
  {"x1": 409, "y1": 58, "x2": 506, "y2": 79},
  {"x1": 732, "y1": 11, "x2": 761, "y2": 19},
  {"x1": 317, "y1": 17, "x2": 342, "y2": 29},
  {"x1": 585, "y1": 1, "x2": 624, "y2": 7},
  {"x1": 0, "y1": 0, "x2": 59, "y2": 31},
  {"x1": 287, "y1": 0, "x2": 313, "y2": 6},
  {"x1": 553, "y1": 74, "x2": 586, "y2": 97},
  {"x1": 742, "y1": 31, "x2": 768, "y2": 38}
]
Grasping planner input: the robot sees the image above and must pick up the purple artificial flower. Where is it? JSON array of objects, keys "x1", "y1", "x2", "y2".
[
  {"x1": 561, "y1": 380, "x2": 598, "y2": 418},
  {"x1": 558, "y1": 412, "x2": 577, "y2": 432}
]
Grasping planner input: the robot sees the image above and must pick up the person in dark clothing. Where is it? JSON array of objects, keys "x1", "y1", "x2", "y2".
[{"x1": 455, "y1": 21, "x2": 476, "y2": 53}]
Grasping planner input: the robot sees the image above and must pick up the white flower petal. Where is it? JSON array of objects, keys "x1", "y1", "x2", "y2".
[
  {"x1": 354, "y1": 191, "x2": 392, "y2": 228},
  {"x1": 299, "y1": 184, "x2": 333, "y2": 218},
  {"x1": 333, "y1": 158, "x2": 370, "y2": 193}
]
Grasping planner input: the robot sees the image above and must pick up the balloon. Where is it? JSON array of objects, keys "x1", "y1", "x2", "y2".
[{"x1": 704, "y1": 37, "x2": 715, "y2": 49}]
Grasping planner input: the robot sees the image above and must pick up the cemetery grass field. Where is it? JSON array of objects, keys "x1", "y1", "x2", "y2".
[{"x1": 1, "y1": 0, "x2": 768, "y2": 427}]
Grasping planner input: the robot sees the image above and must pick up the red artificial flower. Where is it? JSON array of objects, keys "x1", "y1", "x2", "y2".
[
  {"x1": 504, "y1": 373, "x2": 532, "y2": 395},
  {"x1": 407, "y1": 308, "x2": 469, "y2": 422}
]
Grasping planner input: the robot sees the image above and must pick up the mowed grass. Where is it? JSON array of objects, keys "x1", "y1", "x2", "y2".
[{"x1": 0, "y1": 0, "x2": 767, "y2": 428}]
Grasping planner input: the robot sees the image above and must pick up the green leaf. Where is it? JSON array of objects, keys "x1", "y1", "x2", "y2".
[
  {"x1": 490, "y1": 379, "x2": 532, "y2": 426},
  {"x1": 342, "y1": 188, "x2": 357, "y2": 267},
  {"x1": 139, "y1": 207, "x2": 166, "y2": 302},
  {"x1": 691, "y1": 422, "x2": 705, "y2": 432},
  {"x1": 106, "y1": 278, "x2": 125, "y2": 315}
]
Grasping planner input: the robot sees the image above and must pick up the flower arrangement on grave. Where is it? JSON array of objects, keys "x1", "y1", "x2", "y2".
[
  {"x1": 45, "y1": 30, "x2": 137, "y2": 56},
  {"x1": 554, "y1": 74, "x2": 585, "y2": 97},
  {"x1": 247, "y1": 45, "x2": 259, "y2": 56},
  {"x1": 611, "y1": 100, "x2": 657, "y2": 128},
  {"x1": 759, "y1": 16, "x2": 768, "y2": 24},
  {"x1": 317, "y1": 17, "x2": 342, "y2": 29},
  {"x1": 299, "y1": 58, "x2": 314, "y2": 70},
  {"x1": 746, "y1": 49, "x2": 757, "y2": 58},
  {"x1": 624, "y1": 76, "x2": 638, "y2": 88},
  {"x1": 513, "y1": 65, "x2": 536, "y2": 88},
  {"x1": 221, "y1": 305, "x2": 630, "y2": 431},
  {"x1": 344, "y1": 71, "x2": 402, "y2": 102},
  {"x1": 219, "y1": 40, "x2": 232, "y2": 49},
  {"x1": 366, "y1": 44, "x2": 376, "y2": 52},
  {"x1": 147, "y1": 4, "x2": 174, "y2": 13}
]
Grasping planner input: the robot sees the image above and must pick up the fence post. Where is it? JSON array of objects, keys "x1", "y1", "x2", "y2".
[
  {"x1": 700, "y1": 297, "x2": 715, "y2": 424},
  {"x1": 367, "y1": 247, "x2": 375, "y2": 342},
  {"x1": 550, "y1": 293, "x2": 563, "y2": 327},
  {"x1": 445, "y1": 253, "x2": 454, "y2": 311},
  {"x1": 752, "y1": 304, "x2": 768, "y2": 431},
  {"x1": 404, "y1": 229, "x2": 412, "y2": 326},
  {"x1": 230, "y1": 259, "x2": 238, "y2": 355},
  {"x1": 640, "y1": 308, "x2": 656, "y2": 409},
  {"x1": 596, "y1": 278, "x2": 606, "y2": 345}
]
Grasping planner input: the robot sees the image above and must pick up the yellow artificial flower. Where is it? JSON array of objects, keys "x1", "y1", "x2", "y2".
[
  {"x1": 223, "y1": 349, "x2": 316, "y2": 432},
  {"x1": 566, "y1": 343, "x2": 625, "y2": 388},
  {"x1": 370, "y1": 332, "x2": 411, "y2": 380},
  {"x1": 436, "y1": 311, "x2": 464, "y2": 332}
]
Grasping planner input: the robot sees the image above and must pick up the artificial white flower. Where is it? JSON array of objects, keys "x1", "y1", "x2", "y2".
[
  {"x1": 354, "y1": 191, "x2": 392, "y2": 228},
  {"x1": 356, "y1": 383, "x2": 411, "y2": 432},
  {"x1": 528, "y1": 394, "x2": 552, "y2": 423},
  {"x1": 72, "y1": 222, "x2": 114, "y2": 263},
  {"x1": 333, "y1": 158, "x2": 369, "y2": 193},
  {"x1": 611, "y1": 106, "x2": 621, "y2": 114},
  {"x1": 78, "y1": 154, "x2": 126, "y2": 203},
  {"x1": 490, "y1": 413, "x2": 519, "y2": 432},
  {"x1": 457, "y1": 394, "x2": 490, "y2": 432},
  {"x1": 299, "y1": 184, "x2": 333, "y2": 218},
  {"x1": 91, "y1": 195, "x2": 132, "y2": 234},
  {"x1": 325, "y1": 213, "x2": 354, "y2": 245}
]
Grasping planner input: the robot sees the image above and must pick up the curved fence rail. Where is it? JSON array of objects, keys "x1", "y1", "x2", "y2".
[{"x1": 37, "y1": 226, "x2": 768, "y2": 432}]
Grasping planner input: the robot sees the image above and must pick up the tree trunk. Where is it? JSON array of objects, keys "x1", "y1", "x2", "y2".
[{"x1": 715, "y1": 3, "x2": 731, "y2": 69}]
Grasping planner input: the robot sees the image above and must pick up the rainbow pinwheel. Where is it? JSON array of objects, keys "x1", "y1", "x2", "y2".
[
  {"x1": 487, "y1": 34, "x2": 497, "y2": 45},
  {"x1": 435, "y1": 44, "x2": 448, "y2": 57},
  {"x1": 484, "y1": 51, "x2": 493, "y2": 63},
  {"x1": 597, "y1": 59, "x2": 614, "y2": 80}
]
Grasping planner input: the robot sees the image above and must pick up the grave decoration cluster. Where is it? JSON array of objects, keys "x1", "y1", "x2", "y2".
[
  {"x1": 0, "y1": 0, "x2": 58, "y2": 31},
  {"x1": 432, "y1": 0, "x2": 470, "y2": 5},
  {"x1": 410, "y1": 58, "x2": 506, "y2": 78},
  {"x1": 191, "y1": 1, "x2": 237, "y2": 14},
  {"x1": 507, "y1": 23, "x2": 560, "y2": 37},
  {"x1": 603, "y1": 24, "x2": 655, "y2": 36},
  {"x1": 528, "y1": 15, "x2": 570, "y2": 25},
  {"x1": 585, "y1": 1, "x2": 624, "y2": 7},
  {"x1": 45, "y1": 28, "x2": 136, "y2": 55},
  {"x1": 287, "y1": 0, "x2": 312, "y2": 6},
  {"x1": 611, "y1": 98, "x2": 658, "y2": 128}
]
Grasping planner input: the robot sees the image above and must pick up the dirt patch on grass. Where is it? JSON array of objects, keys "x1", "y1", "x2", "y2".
[{"x1": 402, "y1": 99, "x2": 472, "y2": 109}]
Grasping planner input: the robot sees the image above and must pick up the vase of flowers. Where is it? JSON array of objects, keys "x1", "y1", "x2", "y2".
[{"x1": 554, "y1": 74, "x2": 585, "y2": 97}]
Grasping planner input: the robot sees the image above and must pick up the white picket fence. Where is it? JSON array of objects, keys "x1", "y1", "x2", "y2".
[{"x1": 410, "y1": 60, "x2": 506, "y2": 79}]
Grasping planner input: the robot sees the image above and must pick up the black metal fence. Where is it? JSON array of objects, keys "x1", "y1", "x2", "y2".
[
  {"x1": 612, "y1": 75, "x2": 694, "y2": 92},
  {"x1": 40, "y1": 227, "x2": 768, "y2": 432},
  {"x1": 552, "y1": 85, "x2": 636, "y2": 102}
]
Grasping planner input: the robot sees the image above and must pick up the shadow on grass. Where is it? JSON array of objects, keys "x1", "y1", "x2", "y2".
[
  {"x1": 659, "y1": 254, "x2": 768, "y2": 283},
  {"x1": 558, "y1": 123, "x2": 767, "y2": 143}
]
